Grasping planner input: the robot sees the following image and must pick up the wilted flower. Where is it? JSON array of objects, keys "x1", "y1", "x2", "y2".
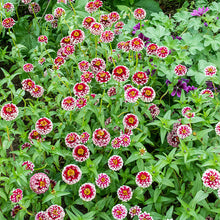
[
  {"x1": 30, "y1": 173, "x2": 50, "y2": 194},
  {"x1": 11, "y1": 205, "x2": 22, "y2": 218},
  {"x1": 1, "y1": 103, "x2": 19, "y2": 121},
  {"x1": 117, "y1": 185, "x2": 133, "y2": 202},
  {"x1": 21, "y1": 142, "x2": 32, "y2": 150},
  {"x1": 167, "y1": 130, "x2": 180, "y2": 148},
  {"x1": 95, "y1": 173, "x2": 111, "y2": 189},
  {"x1": 62, "y1": 164, "x2": 82, "y2": 185},
  {"x1": 202, "y1": 169, "x2": 220, "y2": 189},
  {"x1": 112, "y1": 204, "x2": 127, "y2": 220},
  {"x1": 51, "y1": 19, "x2": 58, "y2": 28},
  {"x1": 108, "y1": 155, "x2": 123, "y2": 171},
  {"x1": 28, "y1": 2, "x2": 41, "y2": 14},
  {"x1": 107, "y1": 86, "x2": 117, "y2": 97},
  {"x1": 79, "y1": 183, "x2": 96, "y2": 201},
  {"x1": 136, "y1": 171, "x2": 152, "y2": 188},
  {"x1": 148, "y1": 103, "x2": 160, "y2": 119},
  {"x1": 45, "y1": 205, "x2": 65, "y2": 220}
]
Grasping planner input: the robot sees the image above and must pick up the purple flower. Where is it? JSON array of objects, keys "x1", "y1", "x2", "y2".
[
  {"x1": 132, "y1": 23, "x2": 144, "y2": 34},
  {"x1": 204, "y1": 22, "x2": 208, "y2": 27},
  {"x1": 187, "y1": 85, "x2": 197, "y2": 92},
  {"x1": 171, "y1": 80, "x2": 188, "y2": 97},
  {"x1": 191, "y1": 7, "x2": 209, "y2": 16},
  {"x1": 145, "y1": 69, "x2": 156, "y2": 77},
  {"x1": 217, "y1": 17, "x2": 219, "y2": 20},
  {"x1": 138, "y1": 33, "x2": 150, "y2": 42}
]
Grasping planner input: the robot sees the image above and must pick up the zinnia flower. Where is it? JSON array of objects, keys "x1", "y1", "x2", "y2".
[
  {"x1": 200, "y1": 89, "x2": 214, "y2": 98},
  {"x1": 112, "y1": 204, "x2": 127, "y2": 220},
  {"x1": 54, "y1": 7, "x2": 65, "y2": 18},
  {"x1": 38, "y1": 35, "x2": 48, "y2": 43},
  {"x1": 62, "y1": 164, "x2": 82, "y2": 185},
  {"x1": 117, "y1": 185, "x2": 133, "y2": 202},
  {"x1": 215, "y1": 122, "x2": 220, "y2": 136},
  {"x1": 73, "y1": 82, "x2": 90, "y2": 97},
  {"x1": 11, "y1": 205, "x2": 22, "y2": 218},
  {"x1": 123, "y1": 113, "x2": 139, "y2": 130},
  {"x1": 63, "y1": 44, "x2": 75, "y2": 55},
  {"x1": 174, "y1": 64, "x2": 187, "y2": 76},
  {"x1": 82, "y1": 16, "x2": 96, "y2": 29},
  {"x1": 108, "y1": 155, "x2": 123, "y2": 171},
  {"x1": 10, "y1": 189, "x2": 23, "y2": 203},
  {"x1": 202, "y1": 169, "x2": 220, "y2": 189},
  {"x1": 23, "y1": 63, "x2": 34, "y2": 72},
  {"x1": 72, "y1": 144, "x2": 90, "y2": 162},
  {"x1": 95, "y1": 173, "x2": 111, "y2": 189},
  {"x1": 70, "y1": 29, "x2": 85, "y2": 44},
  {"x1": 45, "y1": 14, "x2": 54, "y2": 22},
  {"x1": 30, "y1": 85, "x2": 44, "y2": 98},
  {"x1": 107, "y1": 87, "x2": 117, "y2": 97},
  {"x1": 109, "y1": 11, "x2": 120, "y2": 23},
  {"x1": 90, "y1": 58, "x2": 106, "y2": 73},
  {"x1": 81, "y1": 71, "x2": 94, "y2": 83},
  {"x1": 30, "y1": 173, "x2": 50, "y2": 194},
  {"x1": 22, "y1": 161, "x2": 35, "y2": 173},
  {"x1": 85, "y1": 1, "x2": 97, "y2": 13},
  {"x1": 65, "y1": 132, "x2": 80, "y2": 148},
  {"x1": 76, "y1": 98, "x2": 87, "y2": 108},
  {"x1": 132, "y1": 71, "x2": 148, "y2": 85},
  {"x1": 90, "y1": 22, "x2": 104, "y2": 35},
  {"x1": 134, "y1": 8, "x2": 146, "y2": 20},
  {"x1": 2, "y1": 17, "x2": 15, "y2": 28},
  {"x1": 96, "y1": 71, "x2": 111, "y2": 83},
  {"x1": 130, "y1": 37, "x2": 144, "y2": 52},
  {"x1": 92, "y1": 128, "x2": 111, "y2": 147},
  {"x1": 148, "y1": 103, "x2": 160, "y2": 119},
  {"x1": 3, "y1": 3, "x2": 14, "y2": 12},
  {"x1": 100, "y1": 30, "x2": 115, "y2": 43},
  {"x1": 139, "y1": 212, "x2": 153, "y2": 220},
  {"x1": 176, "y1": 125, "x2": 192, "y2": 139},
  {"x1": 45, "y1": 205, "x2": 65, "y2": 220},
  {"x1": 54, "y1": 56, "x2": 65, "y2": 66},
  {"x1": 79, "y1": 183, "x2": 96, "y2": 201},
  {"x1": 120, "y1": 134, "x2": 131, "y2": 147},
  {"x1": 78, "y1": 60, "x2": 90, "y2": 72},
  {"x1": 61, "y1": 96, "x2": 76, "y2": 111},
  {"x1": 111, "y1": 137, "x2": 121, "y2": 149},
  {"x1": 156, "y1": 46, "x2": 169, "y2": 58},
  {"x1": 136, "y1": 171, "x2": 152, "y2": 188},
  {"x1": 204, "y1": 66, "x2": 217, "y2": 77},
  {"x1": 146, "y1": 43, "x2": 158, "y2": 55},
  {"x1": 35, "y1": 117, "x2": 53, "y2": 135},
  {"x1": 167, "y1": 130, "x2": 180, "y2": 148},
  {"x1": 1, "y1": 103, "x2": 19, "y2": 121},
  {"x1": 112, "y1": 66, "x2": 130, "y2": 82},
  {"x1": 129, "y1": 205, "x2": 141, "y2": 218},
  {"x1": 28, "y1": 130, "x2": 43, "y2": 144},
  {"x1": 35, "y1": 211, "x2": 47, "y2": 220}
]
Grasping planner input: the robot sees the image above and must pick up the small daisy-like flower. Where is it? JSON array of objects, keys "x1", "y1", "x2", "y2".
[
  {"x1": 62, "y1": 164, "x2": 82, "y2": 185},
  {"x1": 134, "y1": 8, "x2": 146, "y2": 20},
  {"x1": 202, "y1": 169, "x2": 220, "y2": 189},
  {"x1": 205, "y1": 66, "x2": 217, "y2": 77},
  {"x1": 80, "y1": 132, "x2": 90, "y2": 144},
  {"x1": 10, "y1": 189, "x2": 23, "y2": 203},
  {"x1": 174, "y1": 64, "x2": 187, "y2": 76},
  {"x1": 96, "y1": 71, "x2": 111, "y2": 83},
  {"x1": 92, "y1": 128, "x2": 111, "y2": 147},
  {"x1": 72, "y1": 144, "x2": 90, "y2": 162},
  {"x1": 109, "y1": 11, "x2": 120, "y2": 23},
  {"x1": 23, "y1": 63, "x2": 34, "y2": 72},
  {"x1": 57, "y1": 47, "x2": 67, "y2": 58},
  {"x1": 28, "y1": 130, "x2": 43, "y2": 144},
  {"x1": 21, "y1": 78, "x2": 35, "y2": 92},
  {"x1": 129, "y1": 205, "x2": 141, "y2": 218},
  {"x1": 1, "y1": 103, "x2": 19, "y2": 121},
  {"x1": 35, "y1": 211, "x2": 46, "y2": 220},
  {"x1": 167, "y1": 130, "x2": 180, "y2": 148},
  {"x1": 122, "y1": 40, "x2": 131, "y2": 52},
  {"x1": 156, "y1": 46, "x2": 169, "y2": 58},
  {"x1": 11, "y1": 205, "x2": 22, "y2": 218},
  {"x1": 78, "y1": 61, "x2": 90, "y2": 72},
  {"x1": 176, "y1": 125, "x2": 192, "y2": 139},
  {"x1": 81, "y1": 71, "x2": 94, "y2": 83},
  {"x1": 146, "y1": 43, "x2": 158, "y2": 55},
  {"x1": 215, "y1": 122, "x2": 220, "y2": 136},
  {"x1": 45, "y1": 14, "x2": 54, "y2": 22},
  {"x1": 200, "y1": 89, "x2": 214, "y2": 98},
  {"x1": 30, "y1": 85, "x2": 44, "y2": 98},
  {"x1": 181, "y1": 106, "x2": 192, "y2": 116},
  {"x1": 79, "y1": 183, "x2": 96, "y2": 201},
  {"x1": 21, "y1": 142, "x2": 32, "y2": 150},
  {"x1": 38, "y1": 57, "x2": 46, "y2": 65},
  {"x1": 71, "y1": 29, "x2": 85, "y2": 44},
  {"x1": 130, "y1": 37, "x2": 144, "y2": 52},
  {"x1": 100, "y1": 14, "x2": 112, "y2": 28},
  {"x1": 54, "y1": 56, "x2": 65, "y2": 66},
  {"x1": 54, "y1": 7, "x2": 65, "y2": 18},
  {"x1": 76, "y1": 98, "x2": 87, "y2": 109},
  {"x1": 139, "y1": 212, "x2": 153, "y2": 220},
  {"x1": 132, "y1": 71, "x2": 148, "y2": 85},
  {"x1": 107, "y1": 86, "x2": 117, "y2": 97},
  {"x1": 22, "y1": 161, "x2": 35, "y2": 173},
  {"x1": 4, "y1": 3, "x2": 14, "y2": 12},
  {"x1": 96, "y1": 173, "x2": 111, "y2": 189},
  {"x1": 120, "y1": 134, "x2": 131, "y2": 147},
  {"x1": 111, "y1": 137, "x2": 121, "y2": 149},
  {"x1": 90, "y1": 58, "x2": 106, "y2": 73},
  {"x1": 100, "y1": 30, "x2": 115, "y2": 43},
  {"x1": 140, "y1": 86, "x2": 156, "y2": 102},
  {"x1": 45, "y1": 205, "x2": 65, "y2": 220},
  {"x1": 63, "y1": 44, "x2": 75, "y2": 55},
  {"x1": 90, "y1": 22, "x2": 104, "y2": 35},
  {"x1": 117, "y1": 185, "x2": 133, "y2": 202},
  {"x1": 112, "y1": 66, "x2": 130, "y2": 82},
  {"x1": 35, "y1": 117, "x2": 53, "y2": 135},
  {"x1": 38, "y1": 35, "x2": 48, "y2": 43},
  {"x1": 73, "y1": 82, "x2": 90, "y2": 97},
  {"x1": 85, "y1": 1, "x2": 97, "y2": 13},
  {"x1": 82, "y1": 16, "x2": 96, "y2": 29},
  {"x1": 61, "y1": 96, "x2": 76, "y2": 111},
  {"x1": 148, "y1": 103, "x2": 160, "y2": 119},
  {"x1": 30, "y1": 173, "x2": 50, "y2": 194},
  {"x1": 65, "y1": 132, "x2": 80, "y2": 148},
  {"x1": 112, "y1": 204, "x2": 127, "y2": 220},
  {"x1": 94, "y1": 0, "x2": 103, "y2": 9},
  {"x1": 136, "y1": 171, "x2": 152, "y2": 188},
  {"x1": 108, "y1": 155, "x2": 123, "y2": 171},
  {"x1": 125, "y1": 87, "x2": 140, "y2": 103},
  {"x1": 123, "y1": 113, "x2": 139, "y2": 130},
  {"x1": 2, "y1": 17, "x2": 15, "y2": 28}
]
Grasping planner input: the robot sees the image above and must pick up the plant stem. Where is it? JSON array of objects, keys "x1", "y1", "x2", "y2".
[
  {"x1": 6, "y1": 126, "x2": 15, "y2": 161},
  {"x1": 95, "y1": 36, "x2": 97, "y2": 57},
  {"x1": 135, "y1": 51, "x2": 138, "y2": 70},
  {"x1": 69, "y1": 0, "x2": 76, "y2": 16},
  {"x1": 20, "y1": 204, "x2": 34, "y2": 216},
  {"x1": 109, "y1": 42, "x2": 116, "y2": 67}
]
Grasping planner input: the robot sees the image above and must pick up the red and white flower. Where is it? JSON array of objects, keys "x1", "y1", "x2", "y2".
[
  {"x1": 2, "y1": 18, "x2": 15, "y2": 28},
  {"x1": 54, "y1": 56, "x2": 65, "y2": 66},
  {"x1": 109, "y1": 11, "x2": 120, "y2": 23},
  {"x1": 139, "y1": 212, "x2": 153, "y2": 220},
  {"x1": 54, "y1": 7, "x2": 65, "y2": 18},
  {"x1": 123, "y1": 113, "x2": 139, "y2": 130},
  {"x1": 21, "y1": 142, "x2": 32, "y2": 150},
  {"x1": 167, "y1": 130, "x2": 180, "y2": 148},
  {"x1": 124, "y1": 87, "x2": 140, "y2": 103},
  {"x1": 85, "y1": 1, "x2": 97, "y2": 13},
  {"x1": 51, "y1": 19, "x2": 58, "y2": 28},
  {"x1": 176, "y1": 125, "x2": 192, "y2": 139},
  {"x1": 107, "y1": 87, "x2": 117, "y2": 97},
  {"x1": 73, "y1": 82, "x2": 90, "y2": 97},
  {"x1": 78, "y1": 61, "x2": 90, "y2": 72},
  {"x1": 70, "y1": 29, "x2": 85, "y2": 44},
  {"x1": 11, "y1": 205, "x2": 22, "y2": 218},
  {"x1": 112, "y1": 204, "x2": 127, "y2": 220},
  {"x1": 76, "y1": 98, "x2": 87, "y2": 109},
  {"x1": 94, "y1": 0, "x2": 103, "y2": 9},
  {"x1": 80, "y1": 132, "x2": 90, "y2": 144},
  {"x1": 92, "y1": 128, "x2": 111, "y2": 147},
  {"x1": 65, "y1": 132, "x2": 80, "y2": 148},
  {"x1": 60, "y1": 36, "x2": 72, "y2": 47},
  {"x1": 122, "y1": 40, "x2": 131, "y2": 52},
  {"x1": 90, "y1": 58, "x2": 106, "y2": 73},
  {"x1": 129, "y1": 206, "x2": 141, "y2": 218},
  {"x1": 120, "y1": 128, "x2": 133, "y2": 137},
  {"x1": 148, "y1": 104, "x2": 160, "y2": 119},
  {"x1": 38, "y1": 35, "x2": 48, "y2": 43},
  {"x1": 115, "y1": 21, "x2": 125, "y2": 29},
  {"x1": 136, "y1": 171, "x2": 152, "y2": 188},
  {"x1": 4, "y1": 3, "x2": 14, "y2": 12},
  {"x1": 35, "y1": 117, "x2": 53, "y2": 135},
  {"x1": 22, "y1": 161, "x2": 35, "y2": 173},
  {"x1": 96, "y1": 71, "x2": 111, "y2": 83},
  {"x1": 174, "y1": 64, "x2": 187, "y2": 76},
  {"x1": 35, "y1": 211, "x2": 47, "y2": 220},
  {"x1": 81, "y1": 71, "x2": 94, "y2": 83},
  {"x1": 112, "y1": 66, "x2": 130, "y2": 82},
  {"x1": 28, "y1": 130, "x2": 43, "y2": 144},
  {"x1": 23, "y1": 63, "x2": 34, "y2": 72},
  {"x1": 90, "y1": 22, "x2": 104, "y2": 35},
  {"x1": 62, "y1": 164, "x2": 82, "y2": 185},
  {"x1": 61, "y1": 96, "x2": 76, "y2": 111},
  {"x1": 117, "y1": 41, "x2": 125, "y2": 49},
  {"x1": 117, "y1": 185, "x2": 133, "y2": 202},
  {"x1": 156, "y1": 46, "x2": 169, "y2": 58},
  {"x1": 100, "y1": 30, "x2": 115, "y2": 43},
  {"x1": 30, "y1": 173, "x2": 50, "y2": 194},
  {"x1": 120, "y1": 134, "x2": 131, "y2": 147},
  {"x1": 215, "y1": 122, "x2": 220, "y2": 136},
  {"x1": 10, "y1": 189, "x2": 23, "y2": 203},
  {"x1": 130, "y1": 37, "x2": 144, "y2": 52},
  {"x1": 45, "y1": 205, "x2": 65, "y2": 220},
  {"x1": 95, "y1": 173, "x2": 111, "y2": 189},
  {"x1": 204, "y1": 66, "x2": 217, "y2": 77},
  {"x1": 100, "y1": 14, "x2": 112, "y2": 28},
  {"x1": 1, "y1": 103, "x2": 19, "y2": 121},
  {"x1": 146, "y1": 43, "x2": 158, "y2": 55},
  {"x1": 38, "y1": 57, "x2": 46, "y2": 65},
  {"x1": 111, "y1": 137, "x2": 121, "y2": 149},
  {"x1": 108, "y1": 155, "x2": 123, "y2": 171},
  {"x1": 202, "y1": 169, "x2": 220, "y2": 189},
  {"x1": 132, "y1": 71, "x2": 148, "y2": 85},
  {"x1": 200, "y1": 89, "x2": 214, "y2": 98},
  {"x1": 82, "y1": 16, "x2": 96, "y2": 29},
  {"x1": 181, "y1": 106, "x2": 192, "y2": 116},
  {"x1": 72, "y1": 144, "x2": 90, "y2": 162},
  {"x1": 134, "y1": 8, "x2": 146, "y2": 20},
  {"x1": 63, "y1": 44, "x2": 75, "y2": 55},
  {"x1": 30, "y1": 85, "x2": 44, "y2": 98},
  {"x1": 21, "y1": 0, "x2": 32, "y2": 4},
  {"x1": 45, "y1": 14, "x2": 54, "y2": 22},
  {"x1": 140, "y1": 86, "x2": 156, "y2": 102},
  {"x1": 79, "y1": 183, "x2": 96, "y2": 201}
]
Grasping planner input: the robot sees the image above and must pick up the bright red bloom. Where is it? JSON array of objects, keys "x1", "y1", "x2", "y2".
[
  {"x1": 10, "y1": 189, "x2": 23, "y2": 203},
  {"x1": 23, "y1": 63, "x2": 34, "y2": 72},
  {"x1": 120, "y1": 128, "x2": 133, "y2": 136},
  {"x1": 30, "y1": 173, "x2": 50, "y2": 194},
  {"x1": 108, "y1": 155, "x2": 123, "y2": 171},
  {"x1": 85, "y1": 1, "x2": 97, "y2": 13},
  {"x1": 140, "y1": 86, "x2": 156, "y2": 102},
  {"x1": 115, "y1": 21, "x2": 124, "y2": 29},
  {"x1": 95, "y1": 173, "x2": 111, "y2": 189},
  {"x1": 125, "y1": 87, "x2": 140, "y2": 103},
  {"x1": 72, "y1": 144, "x2": 90, "y2": 162},
  {"x1": 45, "y1": 14, "x2": 54, "y2": 21},
  {"x1": 90, "y1": 58, "x2": 106, "y2": 73},
  {"x1": 28, "y1": 130, "x2": 43, "y2": 144},
  {"x1": 112, "y1": 66, "x2": 130, "y2": 82},
  {"x1": 112, "y1": 204, "x2": 127, "y2": 220},
  {"x1": 54, "y1": 56, "x2": 65, "y2": 66},
  {"x1": 146, "y1": 43, "x2": 158, "y2": 55},
  {"x1": 123, "y1": 113, "x2": 139, "y2": 130},
  {"x1": 79, "y1": 183, "x2": 96, "y2": 201},
  {"x1": 117, "y1": 185, "x2": 133, "y2": 202},
  {"x1": 111, "y1": 137, "x2": 121, "y2": 149},
  {"x1": 202, "y1": 169, "x2": 220, "y2": 189},
  {"x1": 130, "y1": 37, "x2": 144, "y2": 52},
  {"x1": 73, "y1": 82, "x2": 90, "y2": 97},
  {"x1": 54, "y1": 7, "x2": 65, "y2": 18},
  {"x1": 100, "y1": 30, "x2": 115, "y2": 43},
  {"x1": 129, "y1": 206, "x2": 141, "y2": 218},
  {"x1": 120, "y1": 134, "x2": 131, "y2": 147},
  {"x1": 204, "y1": 65, "x2": 217, "y2": 77},
  {"x1": 156, "y1": 46, "x2": 169, "y2": 58},
  {"x1": 139, "y1": 212, "x2": 153, "y2": 220},
  {"x1": 38, "y1": 35, "x2": 48, "y2": 43},
  {"x1": 71, "y1": 29, "x2": 85, "y2": 44},
  {"x1": 35, "y1": 211, "x2": 47, "y2": 220},
  {"x1": 21, "y1": 78, "x2": 35, "y2": 92},
  {"x1": 78, "y1": 60, "x2": 90, "y2": 72},
  {"x1": 65, "y1": 132, "x2": 80, "y2": 148},
  {"x1": 90, "y1": 22, "x2": 104, "y2": 35},
  {"x1": 3, "y1": 3, "x2": 14, "y2": 12},
  {"x1": 76, "y1": 97, "x2": 87, "y2": 109},
  {"x1": 63, "y1": 44, "x2": 75, "y2": 55},
  {"x1": 82, "y1": 16, "x2": 96, "y2": 29},
  {"x1": 92, "y1": 128, "x2": 111, "y2": 147},
  {"x1": 200, "y1": 89, "x2": 214, "y2": 98},
  {"x1": 45, "y1": 205, "x2": 65, "y2": 220},
  {"x1": 30, "y1": 85, "x2": 44, "y2": 98},
  {"x1": 60, "y1": 36, "x2": 73, "y2": 47},
  {"x1": 109, "y1": 11, "x2": 120, "y2": 23},
  {"x1": 62, "y1": 164, "x2": 82, "y2": 185},
  {"x1": 96, "y1": 71, "x2": 111, "y2": 83},
  {"x1": 80, "y1": 132, "x2": 90, "y2": 143},
  {"x1": 176, "y1": 125, "x2": 192, "y2": 139},
  {"x1": 94, "y1": 0, "x2": 103, "y2": 9},
  {"x1": 174, "y1": 64, "x2": 187, "y2": 76},
  {"x1": 81, "y1": 71, "x2": 94, "y2": 83},
  {"x1": 132, "y1": 71, "x2": 148, "y2": 85},
  {"x1": 136, "y1": 171, "x2": 152, "y2": 188},
  {"x1": 61, "y1": 96, "x2": 76, "y2": 111},
  {"x1": 134, "y1": 8, "x2": 146, "y2": 20},
  {"x1": 21, "y1": 142, "x2": 32, "y2": 150},
  {"x1": 2, "y1": 17, "x2": 15, "y2": 28},
  {"x1": 1, "y1": 103, "x2": 19, "y2": 121},
  {"x1": 35, "y1": 117, "x2": 53, "y2": 135}
]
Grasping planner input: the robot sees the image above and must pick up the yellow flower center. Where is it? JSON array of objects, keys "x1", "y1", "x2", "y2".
[
  {"x1": 66, "y1": 99, "x2": 72, "y2": 104},
  {"x1": 94, "y1": 24, "x2": 100, "y2": 28},
  {"x1": 128, "y1": 117, "x2": 134, "y2": 123},
  {"x1": 40, "y1": 120, "x2": 47, "y2": 126},
  {"x1": 100, "y1": 72, "x2": 106, "y2": 77},
  {"x1": 77, "y1": 148, "x2": 84, "y2": 155},
  {"x1": 123, "y1": 190, "x2": 128, "y2": 195},
  {"x1": 113, "y1": 159, "x2": 118, "y2": 165},
  {"x1": 95, "y1": 61, "x2": 101, "y2": 66},
  {"x1": 134, "y1": 40, "x2": 140, "y2": 45},
  {"x1": 116, "y1": 68, "x2": 123, "y2": 74},
  {"x1": 67, "y1": 169, "x2": 75, "y2": 177},
  {"x1": 69, "y1": 135, "x2": 75, "y2": 141},
  {"x1": 39, "y1": 181, "x2": 46, "y2": 187},
  {"x1": 129, "y1": 90, "x2": 136, "y2": 97},
  {"x1": 77, "y1": 85, "x2": 84, "y2": 90},
  {"x1": 101, "y1": 177, "x2": 106, "y2": 182},
  {"x1": 140, "y1": 174, "x2": 146, "y2": 180},
  {"x1": 209, "y1": 175, "x2": 216, "y2": 181},
  {"x1": 145, "y1": 90, "x2": 152, "y2": 96},
  {"x1": 84, "y1": 188, "x2": 91, "y2": 195},
  {"x1": 6, "y1": 107, "x2": 12, "y2": 112},
  {"x1": 98, "y1": 130, "x2": 104, "y2": 136},
  {"x1": 74, "y1": 31, "x2": 79, "y2": 37},
  {"x1": 52, "y1": 210, "x2": 58, "y2": 216},
  {"x1": 137, "y1": 73, "x2": 144, "y2": 78}
]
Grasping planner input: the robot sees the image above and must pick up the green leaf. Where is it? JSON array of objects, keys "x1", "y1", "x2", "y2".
[
  {"x1": 189, "y1": 190, "x2": 209, "y2": 209},
  {"x1": 0, "y1": 189, "x2": 7, "y2": 201}
]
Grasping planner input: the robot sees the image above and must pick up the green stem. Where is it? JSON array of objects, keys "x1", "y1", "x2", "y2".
[
  {"x1": 109, "y1": 42, "x2": 116, "y2": 67},
  {"x1": 160, "y1": 89, "x2": 169, "y2": 103},
  {"x1": 118, "y1": 111, "x2": 128, "y2": 118},
  {"x1": 95, "y1": 36, "x2": 97, "y2": 57},
  {"x1": 34, "y1": 163, "x2": 48, "y2": 171},
  {"x1": 6, "y1": 126, "x2": 15, "y2": 161},
  {"x1": 99, "y1": 89, "x2": 105, "y2": 114},
  {"x1": 69, "y1": 0, "x2": 76, "y2": 16},
  {"x1": 19, "y1": 204, "x2": 34, "y2": 216},
  {"x1": 135, "y1": 51, "x2": 138, "y2": 70}
]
